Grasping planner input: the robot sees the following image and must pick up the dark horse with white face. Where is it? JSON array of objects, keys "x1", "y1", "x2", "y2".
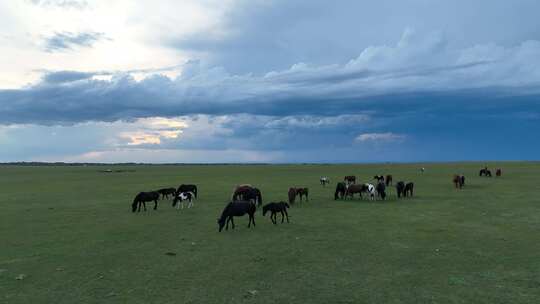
[
  {"x1": 217, "y1": 201, "x2": 256, "y2": 232},
  {"x1": 132, "y1": 191, "x2": 160, "y2": 212}
]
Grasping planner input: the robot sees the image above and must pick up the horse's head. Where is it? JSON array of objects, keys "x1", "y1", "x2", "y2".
[
  {"x1": 131, "y1": 201, "x2": 138, "y2": 212},
  {"x1": 262, "y1": 205, "x2": 269, "y2": 216},
  {"x1": 217, "y1": 217, "x2": 226, "y2": 232}
]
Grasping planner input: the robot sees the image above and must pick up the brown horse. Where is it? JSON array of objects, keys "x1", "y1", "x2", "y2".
[
  {"x1": 288, "y1": 187, "x2": 309, "y2": 204},
  {"x1": 385, "y1": 175, "x2": 393, "y2": 186},
  {"x1": 496, "y1": 169, "x2": 502, "y2": 177},
  {"x1": 453, "y1": 175, "x2": 465, "y2": 189},
  {"x1": 344, "y1": 184, "x2": 368, "y2": 199},
  {"x1": 344, "y1": 175, "x2": 356, "y2": 184},
  {"x1": 232, "y1": 185, "x2": 262, "y2": 206}
]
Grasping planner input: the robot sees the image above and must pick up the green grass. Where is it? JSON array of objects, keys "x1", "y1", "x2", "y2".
[{"x1": 1, "y1": 162, "x2": 540, "y2": 304}]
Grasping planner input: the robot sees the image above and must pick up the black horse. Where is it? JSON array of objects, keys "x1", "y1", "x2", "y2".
[
  {"x1": 479, "y1": 168, "x2": 492, "y2": 177},
  {"x1": 176, "y1": 184, "x2": 198, "y2": 198},
  {"x1": 157, "y1": 187, "x2": 176, "y2": 199},
  {"x1": 404, "y1": 182, "x2": 414, "y2": 197},
  {"x1": 132, "y1": 191, "x2": 160, "y2": 212},
  {"x1": 334, "y1": 182, "x2": 347, "y2": 200},
  {"x1": 396, "y1": 181, "x2": 405, "y2": 198},
  {"x1": 376, "y1": 182, "x2": 386, "y2": 200},
  {"x1": 262, "y1": 202, "x2": 290, "y2": 224},
  {"x1": 217, "y1": 201, "x2": 256, "y2": 232},
  {"x1": 374, "y1": 175, "x2": 385, "y2": 183}
]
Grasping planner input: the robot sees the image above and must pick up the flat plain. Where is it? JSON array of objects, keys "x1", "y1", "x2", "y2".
[{"x1": 1, "y1": 162, "x2": 539, "y2": 304}]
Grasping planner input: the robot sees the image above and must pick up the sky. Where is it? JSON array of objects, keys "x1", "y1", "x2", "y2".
[{"x1": 0, "y1": 0, "x2": 539, "y2": 163}]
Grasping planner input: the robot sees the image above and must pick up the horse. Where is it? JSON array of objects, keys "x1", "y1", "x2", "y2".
[
  {"x1": 344, "y1": 184, "x2": 368, "y2": 200},
  {"x1": 172, "y1": 191, "x2": 195, "y2": 209},
  {"x1": 262, "y1": 202, "x2": 290, "y2": 224},
  {"x1": 157, "y1": 187, "x2": 176, "y2": 200},
  {"x1": 376, "y1": 182, "x2": 386, "y2": 200},
  {"x1": 131, "y1": 191, "x2": 160, "y2": 212},
  {"x1": 404, "y1": 182, "x2": 414, "y2": 197},
  {"x1": 232, "y1": 185, "x2": 262, "y2": 206},
  {"x1": 374, "y1": 175, "x2": 385, "y2": 183},
  {"x1": 496, "y1": 169, "x2": 502, "y2": 177},
  {"x1": 420, "y1": 167, "x2": 425, "y2": 173},
  {"x1": 396, "y1": 181, "x2": 405, "y2": 198},
  {"x1": 365, "y1": 183, "x2": 376, "y2": 200},
  {"x1": 453, "y1": 175, "x2": 465, "y2": 189},
  {"x1": 217, "y1": 201, "x2": 256, "y2": 232},
  {"x1": 385, "y1": 175, "x2": 393, "y2": 186},
  {"x1": 334, "y1": 182, "x2": 347, "y2": 200},
  {"x1": 344, "y1": 175, "x2": 356, "y2": 184},
  {"x1": 479, "y1": 168, "x2": 492, "y2": 177},
  {"x1": 288, "y1": 187, "x2": 308, "y2": 204},
  {"x1": 176, "y1": 184, "x2": 198, "y2": 198},
  {"x1": 320, "y1": 176, "x2": 330, "y2": 186}
]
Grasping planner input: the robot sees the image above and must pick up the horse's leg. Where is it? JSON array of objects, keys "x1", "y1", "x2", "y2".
[
  {"x1": 284, "y1": 209, "x2": 289, "y2": 223},
  {"x1": 280, "y1": 210, "x2": 285, "y2": 223},
  {"x1": 143, "y1": 202, "x2": 147, "y2": 211},
  {"x1": 231, "y1": 217, "x2": 235, "y2": 229},
  {"x1": 154, "y1": 200, "x2": 158, "y2": 210}
]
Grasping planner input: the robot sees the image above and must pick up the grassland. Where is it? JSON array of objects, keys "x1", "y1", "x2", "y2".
[{"x1": 1, "y1": 162, "x2": 539, "y2": 304}]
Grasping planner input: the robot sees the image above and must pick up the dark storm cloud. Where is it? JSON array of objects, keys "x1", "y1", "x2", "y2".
[{"x1": 171, "y1": 0, "x2": 540, "y2": 74}]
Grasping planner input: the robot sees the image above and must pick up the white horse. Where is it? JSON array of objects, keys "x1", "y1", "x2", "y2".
[
  {"x1": 365, "y1": 183, "x2": 376, "y2": 200},
  {"x1": 320, "y1": 176, "x2": 330, "y2": 186},
  {"x1": 173, "y1": 191, "x2": 195, "y2": 209}
]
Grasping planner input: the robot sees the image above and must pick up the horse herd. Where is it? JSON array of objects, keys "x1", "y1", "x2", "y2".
[
  {"x1": 131, "y1": 166, "x2": 502, "y2": 232},
  {"x1": 333, "y1": 174, "x2": 414, "y2": 201}
]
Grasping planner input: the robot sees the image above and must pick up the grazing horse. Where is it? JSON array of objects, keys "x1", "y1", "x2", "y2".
[
  {"x1": 404, "y1": 182, "x2": 414, "y2": 197},
  {"x1": 376, "y1": 182, "x2": 386, "y2": 200},
  {"x1": 385, "y1": 175, "x2": 393, "y2": 186},
  {"x1": 479, "y1": 168, "x2": 492, "y2": 177},
  {"x1": 334, "y1": 182, "x2": 347, "y2": 200},
  {"x1": 374, "y1": 175, "x2": 385, "y2": 183},
  {"x1": 288, "y1": 187, "x2": 308, "y2": 204},
  {"x1": 453, "y1": 175, "x2": 465, "y2": 189},
  {"x1": 157, "y1": 187, "x2": 176, "y2": 200},
  {"x1": 496, "y1": 169, "x2": 502, "y2": 177},
  {"x1": 344, "y1": 175, "x2": 356, "y2": 184},
  {"x1": 217, "y1": 201, "x2": 256, "y2": 232},
  {"x1": 396, "y1": 181, "x2": 405, "y2": 198},
  {"x1": 262, "y1": 202, "x2": 290, "y2": 224},
  {"x1": 320, "y1": 176, "x2": 330, "y2": 186},
  {"x1": 172, "y1": 191, "x2": 195, "y2": 209},
  {"x1": 176, "y1": 184, "x2": 198, "y2": 198},
  {"x1": 233, "y1": 185, "x2": 262, "y2": 206},
  {"x1": 131, "y1": 191, "x2": 160, "y2": 212},
  {"x1": 344, "y1": 184, "x2": 368, "y2": 200}
]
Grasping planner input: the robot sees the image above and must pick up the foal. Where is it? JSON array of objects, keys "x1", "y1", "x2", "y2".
[
  {"x1": 262, "y1": 202, "x2": 290, "y2": 224},
  {"x1": 172, "y1": 191, "x2": 195, "y2": 209}
]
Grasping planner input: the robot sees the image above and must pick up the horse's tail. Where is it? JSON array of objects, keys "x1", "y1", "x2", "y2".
[{"x1": 194, "y1": 186, "x2": 198, "y2": 198}]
